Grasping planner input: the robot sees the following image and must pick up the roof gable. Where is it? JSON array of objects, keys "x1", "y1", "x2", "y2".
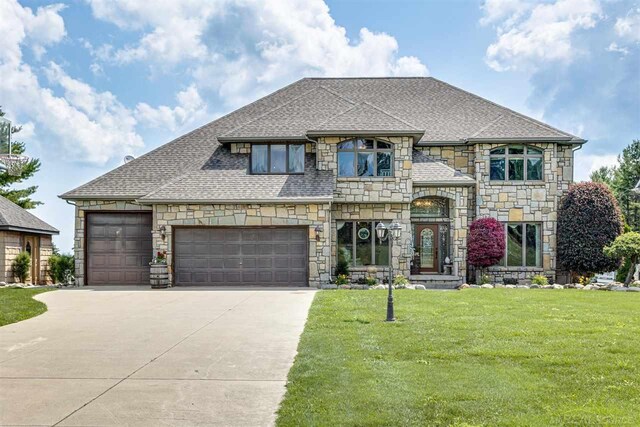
[{"x1": 0, "y1": 196, "x2": 58, "y2": 234}]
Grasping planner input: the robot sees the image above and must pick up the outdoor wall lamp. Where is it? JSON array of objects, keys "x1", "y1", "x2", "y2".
[
  {"x1": 158, "y1": 225, "x2": 166, "y2": 241},
  {"x1": 375, "y1": 221, "x2": 403, "y2": 322},
  {"x1": 314, "y1": 224, "x2": 324, "y2": 241}
]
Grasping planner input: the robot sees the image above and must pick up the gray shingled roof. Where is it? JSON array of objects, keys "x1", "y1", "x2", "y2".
[
  {"x1": 61, "y1": 77, "x2": 583, "y2": 200},
  {"x1": 139, "y1": 150, "x2": 333, "y2": 202},
  {"x1": 412, "y1": 151, "x2": 475, "y2": 185},
  {"x1": 0, "y1": 196, "x2": 59, "y2": 234}
]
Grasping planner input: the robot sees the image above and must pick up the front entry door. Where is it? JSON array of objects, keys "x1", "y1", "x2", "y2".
[
  {"x1": 23, "y1": 235, "x2": 40, "y2": 285},
  {"x1": 415, "y1": 224, "x2": 439, "y2": 273}
]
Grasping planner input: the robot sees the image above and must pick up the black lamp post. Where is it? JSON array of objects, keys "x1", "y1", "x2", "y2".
[{"x1": 376, "y1": 221, "x2": 403, "y2": 322}]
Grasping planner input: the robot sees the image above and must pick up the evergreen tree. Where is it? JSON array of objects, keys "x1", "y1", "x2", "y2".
[
  {"x1": 590, "y1": 165, "x2": 615, "y2": 187},
  {"x1": 0, "y1": 108, "x2": 41, "y2": 208}
]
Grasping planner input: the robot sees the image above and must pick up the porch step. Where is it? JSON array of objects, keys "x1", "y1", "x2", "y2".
[{"x1": 410, "y1": 274, "x2": 462, "y2": 290}]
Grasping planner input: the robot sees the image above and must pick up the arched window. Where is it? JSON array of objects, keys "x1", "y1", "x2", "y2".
[
  {"x1": 411, "y1": 197, "x2": 449, "y2": 218},
  {"x1": 337, "y1": 138, "x2": 393, "y2": 177},
  {"x1": 490, "y1": 145, "x2": 543, "y2": 181}
]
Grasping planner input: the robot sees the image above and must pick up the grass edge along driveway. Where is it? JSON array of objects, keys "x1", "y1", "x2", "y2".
[
  {"x1": 0, "y1": 287, "x2": 54, "y2": 327},
  {"x1": 277, "y1": 289, "x2": 640, "y2": 426}
]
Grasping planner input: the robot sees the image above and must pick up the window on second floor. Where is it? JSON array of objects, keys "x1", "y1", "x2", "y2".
[
  {"x1": 490, "y1": 145, "x2": 543, "y2": 181},
  {"x1": 251, "y1": 143, "x2": 305, "y2": 174},
  {"x1": 337, "y1": 138, "x2": 393, "y2": 177}
]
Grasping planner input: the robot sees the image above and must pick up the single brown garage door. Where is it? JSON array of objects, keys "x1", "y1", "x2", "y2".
[
  {"x1": 86, "y1": 212, "x2": 152, "y2": 285},
  {"x1": 174, "y1": 227, "x2": 308, "y2": 286}
]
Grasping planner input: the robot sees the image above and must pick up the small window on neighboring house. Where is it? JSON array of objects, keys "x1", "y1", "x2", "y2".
[
  {"x1": 490, "y1": 145, "x2": 543, "y2": 182},
  {"x1": 504, "y1": 222, "x2": 542, "y2": 267},
  {"x1": 250, "y1": 144, "x2": 305, "y2": 174},
  {"x1": 337, "y1": 138, "x2": 393, "y2": 177}
]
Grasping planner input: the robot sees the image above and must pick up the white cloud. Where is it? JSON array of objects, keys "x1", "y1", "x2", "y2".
[
  {"x1": 614, "y1": 7, "x2": 640, "y2": 43},
  {"x1": 606, "y1": 42, "x2": 629, "y2": 56},
  {"x1": 482, "y1": 0, "x2": 602, "y2": 71},
  {"x1": 574, "y1": 152, "x2": 618, "y2": 182},
  {"x1": 135, "y1": 85, "x2": 209, "y2": 131},
  {"x1": 86, "y1": 0, "x2": 428, "y2": 108}
]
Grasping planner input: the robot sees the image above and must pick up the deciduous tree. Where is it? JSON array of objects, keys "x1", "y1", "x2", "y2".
[{"x1": 558, "y1": 182, "x2": 623, "y2": 276}]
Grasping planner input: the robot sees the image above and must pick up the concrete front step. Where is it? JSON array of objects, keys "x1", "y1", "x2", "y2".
[{"x1": 410, "y1": 274, "x2": 462, "y2": 290}]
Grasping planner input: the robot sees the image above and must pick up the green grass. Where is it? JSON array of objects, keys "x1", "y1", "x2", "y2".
[
  {"x1": 277, "y1": 290, "x2": 640, "y2": 426},
  {"x1": 0, "y1": 288, "x2": 53, "y2": 327}
]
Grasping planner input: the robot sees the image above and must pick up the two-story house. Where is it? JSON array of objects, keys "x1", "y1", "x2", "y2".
[{"x1": 61, "y1": 77, "x2": 584, "y2": 288}]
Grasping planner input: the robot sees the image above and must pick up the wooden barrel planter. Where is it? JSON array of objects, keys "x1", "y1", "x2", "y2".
[{"x1": 150, "y1": 264, "x2": 169, "y2": 289}]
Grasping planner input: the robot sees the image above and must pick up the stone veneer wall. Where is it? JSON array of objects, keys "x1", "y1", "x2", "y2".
[
  {"x1": 331, "y1": 203, "x2": 412, "y2": 281},
  {"x1": 474, "y1": 142, "x2": 575, "y2": 283},
  {"x1": 73, "y1": 200, "x2": 152, "y2": 286},
  {"x1": 0, "y1": 231, "x2": 54, "y2": 284},
  {"x1": 39, "y1": 235, "x2": 54, "y2": 284},
  {"x1": 0, "y1": 231, "x2": 21, "y2": 283},
  {"x1": 153, "y1": 203, "x2": 331, "y2": 287},
  {"x1": 316, "y1": 136, "x2": 413, "y2": 203},
  {"x1": 412, "y1": 187, "x2": 470, "y2": 279},
  {"x1": 415, "y1": 145, "x2": 476, "y2": 223}
]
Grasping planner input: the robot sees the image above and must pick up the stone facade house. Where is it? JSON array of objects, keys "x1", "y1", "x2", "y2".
[
  {"x1": 0, "y1": 196, "x2": 58, "y2": 284},
  {"x1": 61, "y1": 78, "x2": 584, "y2": 288}
]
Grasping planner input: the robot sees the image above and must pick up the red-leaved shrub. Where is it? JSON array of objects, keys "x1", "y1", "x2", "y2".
[
  {"x1": 558, "y1": 182, "x2": 623, "y2": 275},
  {"x1": 468, "y1": 217, "x2": 506, "y2": 269}
]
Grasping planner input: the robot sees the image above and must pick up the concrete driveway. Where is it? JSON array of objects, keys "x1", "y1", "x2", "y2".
[{"x1": 0, "y1": 287, "x2": 316, "y2": 426}]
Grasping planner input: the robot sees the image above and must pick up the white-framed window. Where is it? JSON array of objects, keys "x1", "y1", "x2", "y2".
[
  {"x1": 337, "y1": 221, "x2": 389, "y2": 266},
  {"x1": 337, "y1": 138, "x2": 393, "y2": 177},
  {"x1": 490, "y1": 145, "x2": 543, "y2": 181},
  {"x1": 504, "y1": 222, "x2": 542, "y2": 267}
]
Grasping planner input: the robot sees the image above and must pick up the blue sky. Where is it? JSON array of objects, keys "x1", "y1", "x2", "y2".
[{"x1": 1, "y1": 0, "x2": 638, "y2": 252}]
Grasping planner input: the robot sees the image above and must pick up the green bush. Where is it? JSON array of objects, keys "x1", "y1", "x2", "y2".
[
  {"x1": 49, "y1": 253, "x2": 75, "y2": 284},
  {"x1": 365, "y1": 276, "x2": 378, "y2": 287},
  {"x1": 12, "y1": 251, "x2": 30, "y2": 283},
  {"x1": 393, "y1": 274, "x2": 409, "y2": 288},
  {"x1": 335, "y1": 274, "x2": 349, "y2": 286},
  {"x1": 616, "y1": 258, "x2": 632, "y2": 282},
  {"x1": 531, "y1": 275, "x2": 549, "y2": 286}
]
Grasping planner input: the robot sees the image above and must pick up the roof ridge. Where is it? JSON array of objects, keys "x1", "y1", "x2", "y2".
[
  {"x1": 468, "y1": 113, "x2": 505, "y2": 138},
  {"x1": 220, "y1": 85, "x2": 354, "y2": 137},
  {"x1": 361, "y1": 101, "x2": 422, "y2": 131},
  {"x1": 428, "y1": 77, "x2": 578, "y2": 139}
]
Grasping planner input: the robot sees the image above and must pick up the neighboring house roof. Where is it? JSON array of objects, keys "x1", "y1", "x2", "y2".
[
  {"x1": 60, "y1": 77, "x2": 583, "y2": 201},
  {"x1": 412, "y1": 150, "x2": 475, "y2": 186},
  {"x1": 0, "y1": 196, "x2": 59, "y2": 235}
]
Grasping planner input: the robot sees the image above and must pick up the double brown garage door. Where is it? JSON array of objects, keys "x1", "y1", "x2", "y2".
[
  {"x1": 173, "y1": 227, "x2": 308, "y2": 287},
  {"x1": 87, "y1": 214, "x2": 308, "y2": 287}
]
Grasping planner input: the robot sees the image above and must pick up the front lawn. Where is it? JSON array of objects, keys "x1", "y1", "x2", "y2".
[
  {"x1": 0, "y1": 288, "x2": 53, "y2": 327},
  {"x1": 277, "y1": 290, "x2": 640, "y2": 426}
]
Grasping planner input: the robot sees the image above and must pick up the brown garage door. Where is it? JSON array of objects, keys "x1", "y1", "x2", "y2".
[
  {"x1": 86, "y1": 212, "x2": 152, "y2": 285},
  {"x1": 174, "y1": 227, "x2": 308, "y2": 287}
]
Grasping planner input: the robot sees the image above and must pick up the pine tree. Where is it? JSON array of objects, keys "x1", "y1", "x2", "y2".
[
  {"x1": 611, "y1": 140, "x2": 640, "y2": 230},
  {"x1": 0, "y1": 108, "x2": 41, "y2": 208},
  {"x1": 590, "y1": 166, "x2": 615, "y2": 187}
]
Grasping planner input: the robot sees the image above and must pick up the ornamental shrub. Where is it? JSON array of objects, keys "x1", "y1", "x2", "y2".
[
  {"x1": 12, "y1": 251, "x2": 30, "y2": 283},
  {"x1": 531, "y1": 274, "x2": 549, "y2": 286},
  {"x1": 49, "y1": 253, "x2": 75, "y2": 284},
  {"x1": 558, "y1": 182, "x2": 623, "y2": 276},
  {"x1": 468, "y1": 217, "x2": 506, "y2": 269},
  {"x1": 604, "y1": 232, "x2": 640, "y2": 285}
]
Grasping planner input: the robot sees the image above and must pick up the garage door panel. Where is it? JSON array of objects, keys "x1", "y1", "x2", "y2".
[
  {"x1": 174, "y1": 227, "x2": 307, "y2": 286},
  {"x1": 87, "y1": 213, "x2": 152, "y2": 285}
]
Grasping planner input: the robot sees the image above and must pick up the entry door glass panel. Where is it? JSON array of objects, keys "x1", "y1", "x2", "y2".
[{"x1": 420, "y1": 228, "x2": 435, "y2": 269}]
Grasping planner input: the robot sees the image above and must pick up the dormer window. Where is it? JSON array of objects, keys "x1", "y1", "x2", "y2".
[
  {"x1": 251, "y1": 143, "x2": 305, "y2": 174},
  {"x1": 490, "y1": 145, "x2": 543, "y2": 181},
  {"x1": 337, "y1": 138, "x2": 393, "y2": 177}
]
